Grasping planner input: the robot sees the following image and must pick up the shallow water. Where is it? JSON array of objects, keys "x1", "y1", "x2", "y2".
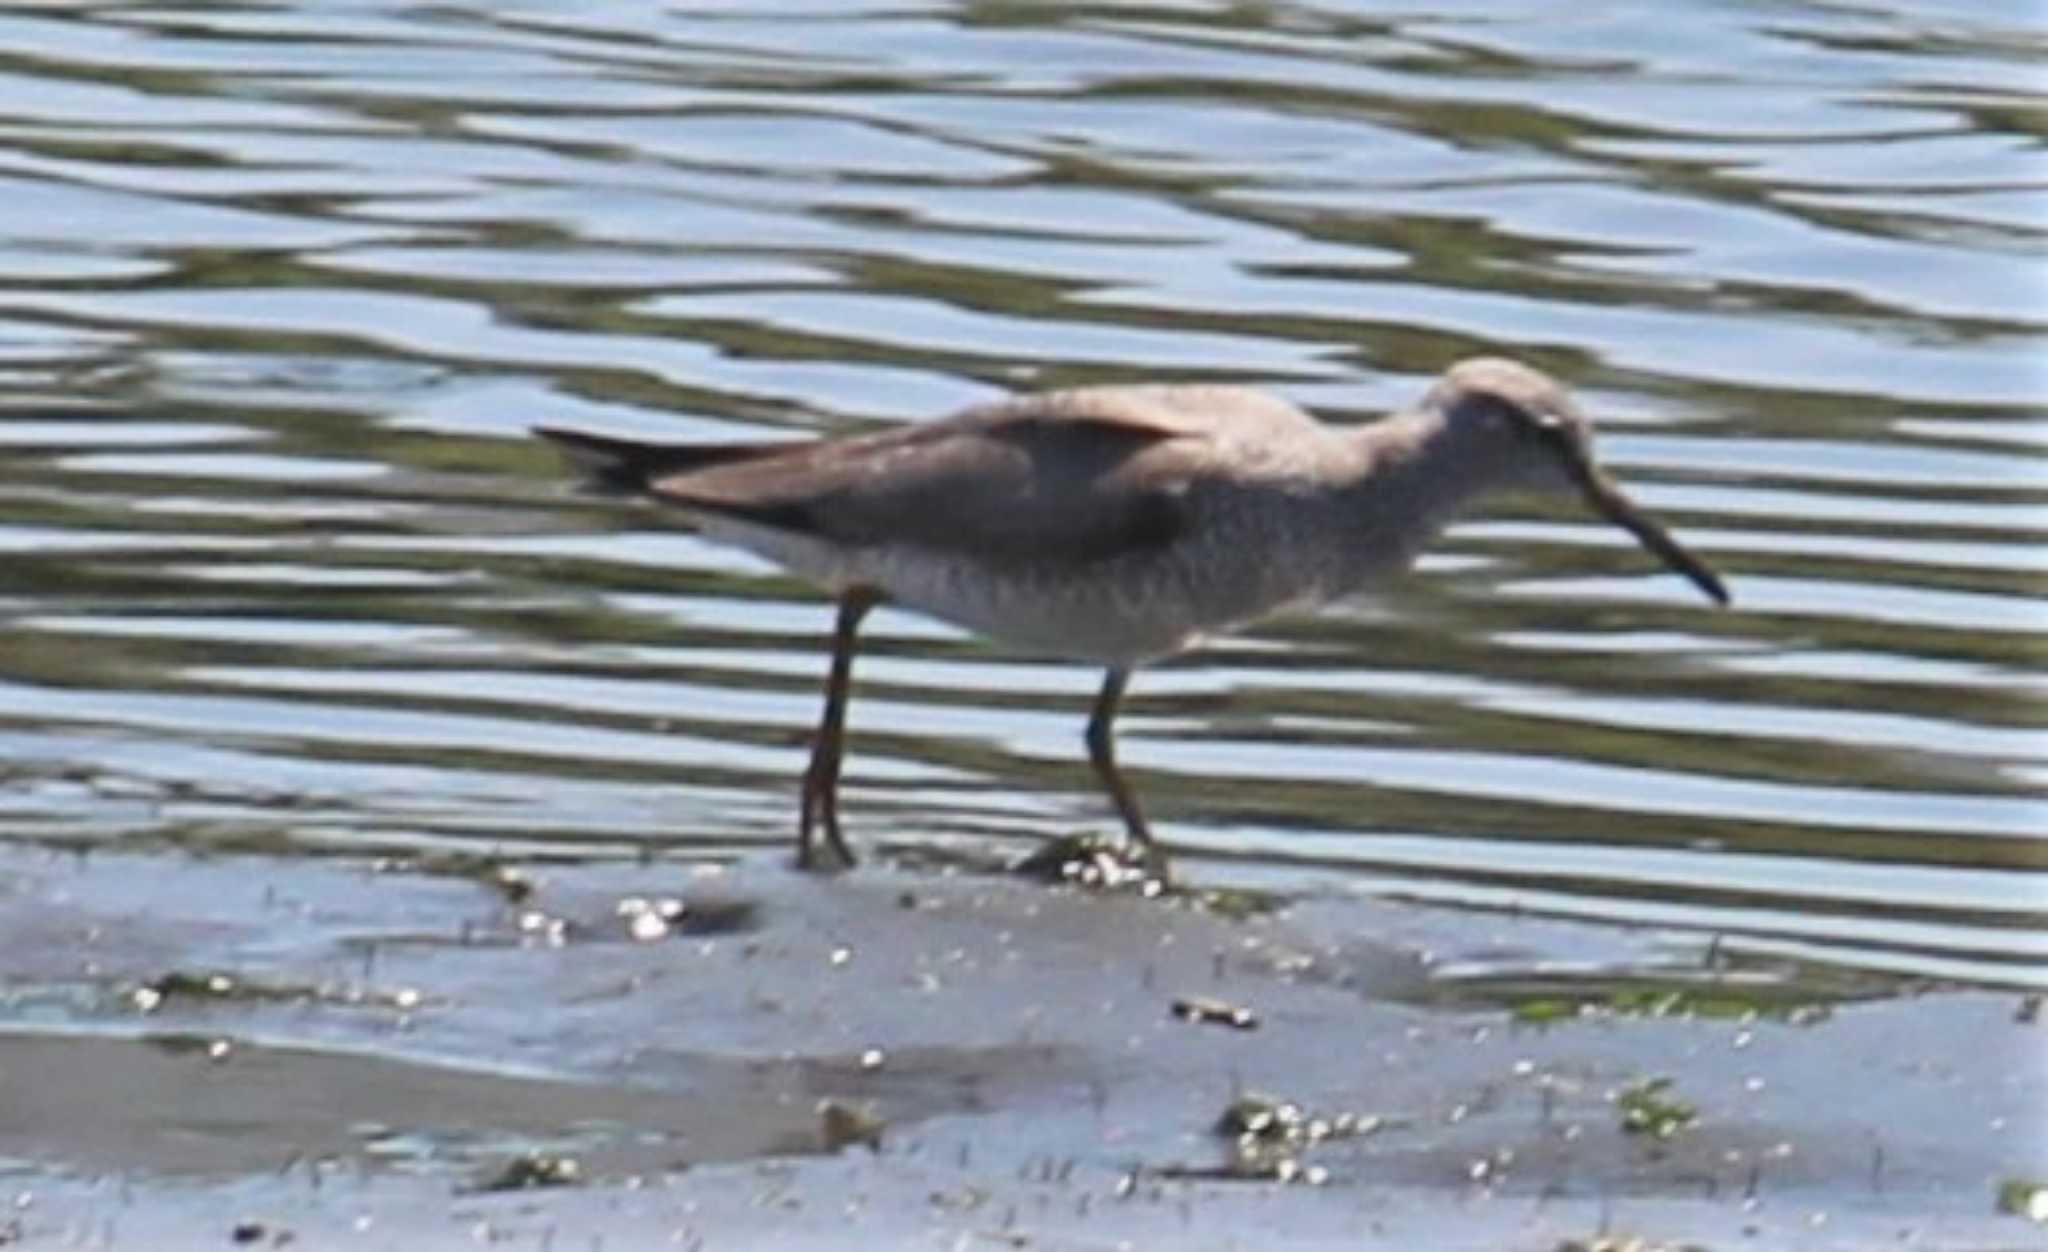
[{"x1": 0, "y1": 1, "x2": 2042, "y2": 993}]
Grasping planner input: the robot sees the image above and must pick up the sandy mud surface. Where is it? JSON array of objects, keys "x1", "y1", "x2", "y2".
[{"x1": 0, "y1": 844, "x2": 2041, "y2": 1249}]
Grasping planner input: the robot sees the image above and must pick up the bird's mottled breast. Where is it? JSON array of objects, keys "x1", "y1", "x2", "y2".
[{"x1": 1167, "y1": 470, "x2": 1353, "y2": 611}]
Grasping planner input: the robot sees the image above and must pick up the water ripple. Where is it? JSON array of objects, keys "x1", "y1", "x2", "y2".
[{"x1": 0, "y1": 0, "x2": 2040, "y2": 989}]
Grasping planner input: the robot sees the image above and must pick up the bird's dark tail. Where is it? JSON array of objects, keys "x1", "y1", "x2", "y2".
[{"x1": 533, "y1": 426, "x2": 786, "y2": 491}]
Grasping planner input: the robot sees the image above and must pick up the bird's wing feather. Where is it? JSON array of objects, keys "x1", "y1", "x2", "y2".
[
  {"x1": 533, "y1": 425, "x2": 791, "y2": 490},
  {"x1": 651, "y1": 388, "x2": 1313, "y2": 563},
  {"x1": 541, "y1": 386, "x2": 1324, "y2": 564}
]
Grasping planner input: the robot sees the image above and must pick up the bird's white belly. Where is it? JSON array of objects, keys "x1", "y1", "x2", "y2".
[
  {"x1": 691, "y1": 511, "x2": 1344, "y2": 665},
  {"x1": 861, "y1": 547, "x2": 1214, "y2": 663}
]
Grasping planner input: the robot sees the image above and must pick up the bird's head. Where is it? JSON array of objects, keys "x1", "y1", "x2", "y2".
[{"x1": 1426, "y1": 357, "x2": 1729, "y2": 606}]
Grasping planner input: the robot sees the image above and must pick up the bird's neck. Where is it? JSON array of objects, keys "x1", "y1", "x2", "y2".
[{"x1": 1326, "y1": 407, "x2": 1506, "y2": 586}]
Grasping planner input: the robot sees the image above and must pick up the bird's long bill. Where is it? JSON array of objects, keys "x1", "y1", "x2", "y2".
[{"x1": 1568, "y1": 456, "x2": 1730, "y2": 606}]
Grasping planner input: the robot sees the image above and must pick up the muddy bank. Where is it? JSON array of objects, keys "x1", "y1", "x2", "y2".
[{"x1": 0, "y1": 844, "x2": 2040, "y2": 1249}]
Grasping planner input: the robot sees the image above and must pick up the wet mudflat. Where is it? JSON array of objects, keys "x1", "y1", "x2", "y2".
[{"x1": 2, "y1": 842, "x2": 2039, "y2": 1250}]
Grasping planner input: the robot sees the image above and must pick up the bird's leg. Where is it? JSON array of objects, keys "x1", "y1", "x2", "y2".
[
  {"x1": 1085, "y1": 667, "x2": 1170, "y2": 882},
  {"x1": 798, "y1": 588, "x2": 877, "y2": 871}
]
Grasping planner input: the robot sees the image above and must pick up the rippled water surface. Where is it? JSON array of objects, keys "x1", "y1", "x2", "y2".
[{"x1": 0, "y1": 0, "x2": 2042, "y2": 990}]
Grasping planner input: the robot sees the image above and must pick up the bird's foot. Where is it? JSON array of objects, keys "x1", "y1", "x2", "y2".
[
  {"x1": 796, "y1": 792, "x2": 858, "y2": 873},
  {"x1": 1135, "y1": 839, "x2": 1175, "y2": 891},
  {"x1": 794, "y1": 837, "x2": 858, "y2": 874}
]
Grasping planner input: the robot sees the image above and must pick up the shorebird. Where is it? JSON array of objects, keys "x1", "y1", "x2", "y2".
[{"x1": 539, "y1": 358, "x2": 1728, "y2": 873}]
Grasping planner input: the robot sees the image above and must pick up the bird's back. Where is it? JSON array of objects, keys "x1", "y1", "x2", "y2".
[
  {"x1": 538, "y1": 384, "x2": 1356, "y2": 661},
  {"x1": 567, "y1": 386, "x2": 1326, "y2": 556}
]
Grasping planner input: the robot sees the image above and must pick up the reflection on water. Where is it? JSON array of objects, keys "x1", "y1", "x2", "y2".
[{"x1": 0, "y1": 1, "x2": 2042, "y2": 989}]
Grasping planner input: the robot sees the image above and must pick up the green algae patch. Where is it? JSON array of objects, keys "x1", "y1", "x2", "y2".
[
  {"x1": 1614, "y1": 1076, "x2": 1698, "y2": 1142},
  {"x1": 1509, "y1": 984, "x2": 1837, "y2": 1026},
  {"x1": 1996, "y1": 1176, "x2": 2048, "y2": 1224}
]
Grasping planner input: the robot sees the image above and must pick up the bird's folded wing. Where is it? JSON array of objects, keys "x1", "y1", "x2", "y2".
[{"x1": 647, "y1": 404, "x2": 1209, "y2": 565}]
